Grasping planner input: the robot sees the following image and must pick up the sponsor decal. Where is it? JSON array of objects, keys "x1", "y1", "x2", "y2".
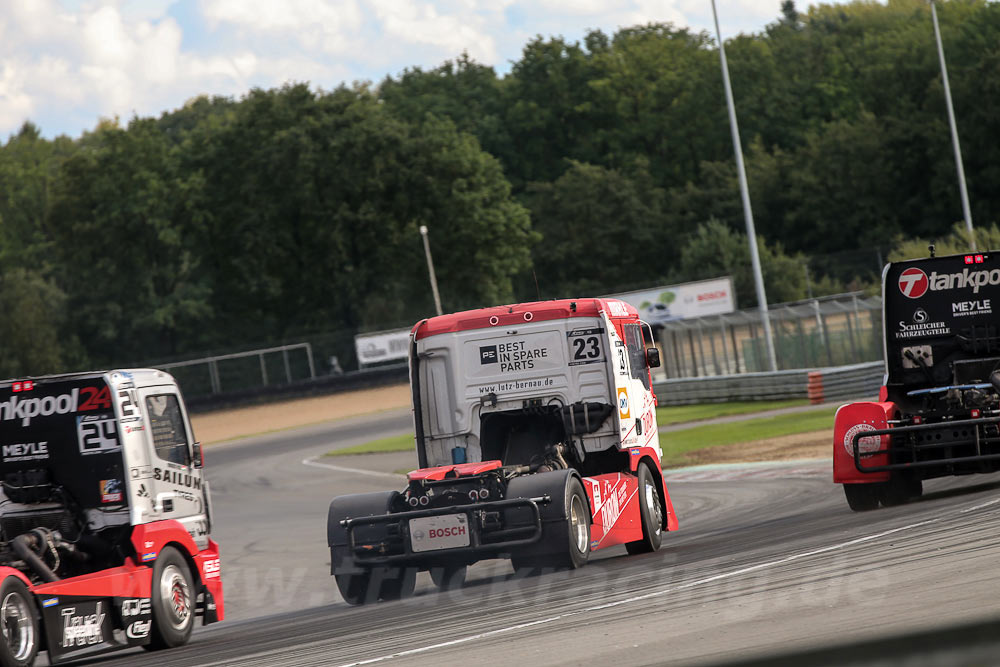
[
  {"x1": 601, "y1": 482, "x2": 624, "y2": 527},
  {"x1": 141, "y1": 551, "x2": 157, "y2": 562},
  {"x1": 896, "y1": 310, "x2": 950, "y2": 339},
  {"x1": 899, "y1": 266, "x2": 1000, "y2": 298},
  {"x1": 61, "y1": 602, "x2": 106, "y2": 648},
  {"x1": 42, "y1": 598, "x2": 59, "y2": 608},
  {"x1": 489, "y1": 340, "x2": 550, "y2": 372},
  {"x1": 153, "y1": 468, "x2": 202, "y2": 490},
  {"x1": 77, "y1": 414, "x2": 120, "y2": 455},
  {"x1": 124, "y1": 423, "x2": 145, "y2": 434},
  {"x1": 843, "y1": 423, "x2": 882, "y2": 457},
  {"x1": 0, "y1": 389, "x2": 79, "y2": 427},
  {"x1": 477, "y1": 377, "x2": 555, "y2": 395},
  {"x1": 126, "y1": 620, "x2": 151, "y2": 640},
  {"x1": 203, "y1": 557, "x2": 221, "y2": 579},
  {"x1": 479, "y1": 345, "x2": 498, "y2": 365},
  {"x1": 591, "y1": 480, "x2": 602, "y2": 511},
  {"x1": 2, "y1": 441, "x2": 48, "y2": 462},
  {"x1": 898, "y1": 268, "x2": 929, "y2": 298},
  {"x1": 100, "y1": 479, "x2": 123, "y2": 503},
  {"x1": 607, "y1": 300, "x2": 630, "y2": 317},
  {"x1": 590, "y1": 540, "x2": 600, "y2": 549},
  {"x1": 130, "y1": 466, "x2": 153, "y2": 480},
  {"x1": 137, "y1": 484, "x2": 150, "y2": 499},
  {"x1": 618, "y1": 388, "x2": 630, "y2": 420},
  {"x1": 144, "y1": 541, "x2": 155, "y2": 549},
  {"x1": 952, "y1": 299, "x2": 992, "y2": 317},
  {"x1": 121, "y1": 598, "x2": 151, "y2": 617},
  {"x1": 11, "y1": 381, "x2": 34, "y2": 392},
  {"x1": 428, "y1": 526, "x2": 466, "y2": 539},
  {"x1": 568, "y1": 329, "x2": 605, "y2": 366}
]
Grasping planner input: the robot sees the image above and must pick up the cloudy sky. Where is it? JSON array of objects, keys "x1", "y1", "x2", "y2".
[{"x1": 1, "y1": 0, "x2": 823, "y2": 139}]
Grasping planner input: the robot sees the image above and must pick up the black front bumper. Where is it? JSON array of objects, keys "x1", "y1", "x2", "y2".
[
  {"x1": 337, "y1": 495, "x2": 549, "y2": 567},
  {"x1": 853, "y1": 415, "x2": 1000, "y2": 473}
]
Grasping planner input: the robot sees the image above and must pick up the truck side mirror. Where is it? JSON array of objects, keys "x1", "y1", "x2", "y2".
[
  {"x1": 645, "y1": 347, "x2": 661, "y2": 369},
  {"x1": 192, "y1": 442, "x2": 204, "y2": 469}
]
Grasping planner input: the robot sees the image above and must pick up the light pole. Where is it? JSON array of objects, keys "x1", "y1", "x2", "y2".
[
  {"x1": 419, "y1": 225, "x2": 443, "y2": 316},
  {"x1": 930, "y1": 0, "x2": 975, "y2": 250},
  {"x1": 711, "y1": 0, "x2": 777, "y2": 372}
]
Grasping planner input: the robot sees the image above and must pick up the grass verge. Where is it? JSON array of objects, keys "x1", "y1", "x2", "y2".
[
  {"x1": 656, "y1": 399, "x2": 809, "y2": 425},
  {"x1": 324, "y1": 433, "x2": 414, "y2": 457},
  {"x1": 322, "y1": 402, "x2": 835, "y2": 464},
  {"x1": 659, "y1": 406, "x2": 837, "y2": 466}
]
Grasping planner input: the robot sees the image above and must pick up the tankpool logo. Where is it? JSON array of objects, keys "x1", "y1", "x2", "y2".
[
  {"x1": 898, "y1": 268, "x2": 928, "y2": 298},
  {"x1": 899, "y1": 266, "x2": 1000, "y2": 298}
]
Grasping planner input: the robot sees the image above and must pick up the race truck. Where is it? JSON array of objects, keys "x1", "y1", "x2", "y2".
[
  {"x1": 328, "y1": 298, "x2": 678, "y2": 604},
  {"x1": 835, "y1": 250, "x2": 1000, "y2": 510},
  {"x1": 0, "y1": 370, "x2": 223, "y2": 666}
]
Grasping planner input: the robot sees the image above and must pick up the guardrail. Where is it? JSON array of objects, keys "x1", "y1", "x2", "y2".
[{"x1": 653, "y1": 361, "x2": 883, "y2": 405}]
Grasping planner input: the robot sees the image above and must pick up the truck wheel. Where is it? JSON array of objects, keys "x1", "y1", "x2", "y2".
[
  {"x1": 146, "y1": 546, "x2": 195, "y2": 650},
  {"x1": 335, "y1": 572, "x2": 374, "y2": 606},
  {"x1": 843, "y1": 483, "x2": 881, "y2": 511},
  {"x1": 626, "y1": 462, "x2": 664, "y2": 555},
  {"x1": 336, "y1": 568, "x2": 416, "y2": 605},
  {"x1": 0, "y1": 577, "x2": 38, "y2": 667},
  {"x1": 378, "y1": 568, "x2": 416, "y2": 601},
  {"x1": 430, "y1": 566, "x2": 467, "y2": 590},
  {"x1": 559, "y1": 478, "x2": 591, "y2": 570}
]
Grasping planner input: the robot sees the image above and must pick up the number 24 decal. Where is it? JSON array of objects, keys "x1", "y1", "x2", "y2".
[{"x1": 118, "y1": 389, "x2": 139, "y2": 418}]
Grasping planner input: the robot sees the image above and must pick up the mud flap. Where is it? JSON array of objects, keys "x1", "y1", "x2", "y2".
[
  {"x1": 327, "y1": 491, "x2": 398, "y2": 575},
  {"x1": 833, "y1": 402, "x2": 894, "y2": 484},
  {"x1": 503, "y1": 469, "x2": 579, "y2": 561}
]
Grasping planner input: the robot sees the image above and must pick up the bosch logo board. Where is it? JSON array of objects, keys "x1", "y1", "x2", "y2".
[{"x1": 898, "y1": 268, "x2": 929, "y2": 298}]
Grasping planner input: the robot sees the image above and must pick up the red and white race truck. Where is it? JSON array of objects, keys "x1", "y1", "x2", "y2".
[
  {"x1": 328, "y1": 298, "x2": 678, "y2": 604},
  {"x1": 835, "y1": 251, "x2": 1000, "y2": 510},
  {"x1": 0, "y1": 370, "x2": 223, "y2": 666}
]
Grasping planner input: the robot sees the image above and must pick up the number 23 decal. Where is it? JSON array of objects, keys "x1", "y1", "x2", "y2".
[{"x1": 572, "y1": 336, "x2": 602, "y2": 360}]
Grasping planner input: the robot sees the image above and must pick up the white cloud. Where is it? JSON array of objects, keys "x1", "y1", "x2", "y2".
[{"x1": 0, "y1": 0, "x2": 849, "y2": 139}]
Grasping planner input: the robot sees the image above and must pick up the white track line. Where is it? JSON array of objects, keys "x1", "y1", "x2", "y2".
[
  {"x1": 326, "y1": 518, "x2": 941, "y2": 667},
  {"x1": 198, "y1": 497, "x2": 994, "y2": 667},
  {"x1": 301, "y1": 456, "x2": 404, "y2": 479}
]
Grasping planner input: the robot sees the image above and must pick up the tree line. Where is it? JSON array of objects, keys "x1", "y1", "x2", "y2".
[{"x1": 0, "y1": 0, "x2": 997, "y2": 375}]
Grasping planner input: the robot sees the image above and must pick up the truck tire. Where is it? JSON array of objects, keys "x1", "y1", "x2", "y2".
[
  {"x1": 843, "y1": 483, "x2": 881, "y2": 511},
  {"x1": 626, "y1": 462, "x2": 664, "y2": 555},
  {"x1": 146, "y1": 546, "x2": 195, "y2": 650},
  {"x1": 507, "y1": 470, "x2": 590, "y2": 573},
  {"x1": 429, "y1": 565, "x2": 467, "y2": 590},
  {"x1": 0, "y1": 576, "x2": 38, "y2": 667},
  {"x1": 336, "y1": 567, "x2": 416, "y2": 605},
  {"x1": 557, "y1": 478, "x2": 591, "y2": 570},
  {"x1": 378, "y1": 568, "x2": 416, "y2": 601}
]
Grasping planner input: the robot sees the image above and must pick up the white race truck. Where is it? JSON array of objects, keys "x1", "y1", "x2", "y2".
[
  {"x1": 0, "y1": 369, "x2": 223, "y2": 666},
  {"x1": 328, "y1": 298, "x2": 678, "y2": 604}
]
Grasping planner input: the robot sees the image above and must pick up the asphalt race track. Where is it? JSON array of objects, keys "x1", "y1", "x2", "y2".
[{"x1": 76, "y1": 409, "x2": 1000, "y2": 667}]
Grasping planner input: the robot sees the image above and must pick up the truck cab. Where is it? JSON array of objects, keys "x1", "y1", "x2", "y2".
[
  {"x1": 0, "y1": 369, "x2": 223, "y2": 665},
  {"x1": 834, "y1": 251, "x2": 1000, "y2": 510},
  {"x1": 328, "y1": 299, "x2": 677, "y2": 604}
]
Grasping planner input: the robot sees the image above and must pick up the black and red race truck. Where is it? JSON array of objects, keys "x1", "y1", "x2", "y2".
[
  {"x1": 834, "y1": 250, "x2": 1000, "y2": 510},
  {"x1": 328, "y1": 298, "x2": 678, "y2": 604},
  {"x1": 0, "y1": 369, "x2": 223, "y2": 666}
]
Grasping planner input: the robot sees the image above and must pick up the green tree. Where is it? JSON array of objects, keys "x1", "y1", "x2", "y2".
[
  {"x1": 671, "y1": 219, "x2": 809, "y2": 306},
  {"x1": 0, "y1": 268, "x2": 73, "y2": 376},
  {"x1": 47, "y1": 118, "x2": 212, "y2": 363}
]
